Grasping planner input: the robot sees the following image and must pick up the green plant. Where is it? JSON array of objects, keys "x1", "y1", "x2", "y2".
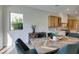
[{"x1": 12, "y1": 17, "x2": 23, "y2": 30}]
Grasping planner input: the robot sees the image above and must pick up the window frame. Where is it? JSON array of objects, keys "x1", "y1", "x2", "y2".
[{"x1": 9, "y1": 12, "x2": 23, "y2": 31}]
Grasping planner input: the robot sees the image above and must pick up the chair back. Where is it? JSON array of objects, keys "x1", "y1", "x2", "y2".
[
  {"x1": 15, "y1": 38, "x2": 29, "y2": 54},
  {"x1": 57, "y1": 43, "x2": 78, "y2": 54},
  {"x1": 76, "y1": 42, "x2": 79, "y2": 54}
]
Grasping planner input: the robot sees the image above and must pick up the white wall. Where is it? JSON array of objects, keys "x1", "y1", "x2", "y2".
[
  {"x1": 3, "y1": 6, "x2": 66, "y2": 43},
  {"x1": 0, "y1": 6, "x2": 3, "y2": 49},
  {"x1": 0, "y1": 6, "x2": 8, "y2": 49},
  {"x1": 59, "y1": 13, "x2": 68, "y2": 23},
  {"x1": 4, "y1": 5, "x2": 59, "y2": 44}
]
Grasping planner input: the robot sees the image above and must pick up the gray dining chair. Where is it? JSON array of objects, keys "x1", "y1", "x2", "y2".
[
  {"x1": 56, "y1": 43, "x2": 79, "y2": 54},
  {"x1": 76, "y1": 42, "x2": 79, "y2": 54},
  {"x1": 15, "y1": 38, "x2": 38, "y2": 54}
]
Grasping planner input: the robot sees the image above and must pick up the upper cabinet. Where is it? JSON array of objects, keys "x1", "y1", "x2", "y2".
[
  {"x1": 68, "y1": 19, "x2": 77, "y2": 32},
  {"x1": 67, "y1": 16, "x2": 77, "y2": 32},
  {"x1": 76, "y1": 20, "x2": 79, "y2": 32},
  {"x1": 48, "y1": 16, "x2": 52, "y2": 27},
  {"x1": 48, "y1": 16, "x2": 61, "y2": 28}
]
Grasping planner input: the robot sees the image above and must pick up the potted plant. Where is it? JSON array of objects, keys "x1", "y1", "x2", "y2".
[{"x1": 31, "y1": 25, "x2": 36, "y2": 33}]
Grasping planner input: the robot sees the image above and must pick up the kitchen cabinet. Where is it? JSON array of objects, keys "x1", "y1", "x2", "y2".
[
  {"x1": 68, "y1": 19, "x2": 77, "y2": 31},
  {"x1": 48, "y1": 16, "x2": 61, "y2": 28}
]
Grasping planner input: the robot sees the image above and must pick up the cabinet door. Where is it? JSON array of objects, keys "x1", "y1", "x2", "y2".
[
  {"x1": 48, "y1": 16, "x2": 52, "y2": 27},
  {"x1": 68, "y1": 19, "x2": 76, "y2": 31},
  {"x1": 51, "y1": 16, "x2": 55, "y2": 27},
  {"x1": 54, "y1": 17, "x2": 59, "y2": 27},
  {"x1": 76, "y1": 20, "x2": 79, "y2": 31},
  {"x1": 72, "y1": 19, "x2": 76, "y2": 30},
  {"x1": 68, "y1": 19, "x2": 72, "y2": 30},
  {"x1": 58, "y1": 17, "x2": 61, "y2": 26},
  {"x1": 48, "y1": 16, "x2": 61, "y2": 28}
]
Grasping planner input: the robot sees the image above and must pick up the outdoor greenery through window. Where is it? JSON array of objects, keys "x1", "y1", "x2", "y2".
[{"x1": 10, "y1": 13, "x2": 23, "y2": 30}]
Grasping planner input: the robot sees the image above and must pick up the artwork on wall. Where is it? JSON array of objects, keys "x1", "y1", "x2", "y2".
[{"x1": 10, "y1": 13, "x2": 23, "y2": 30}]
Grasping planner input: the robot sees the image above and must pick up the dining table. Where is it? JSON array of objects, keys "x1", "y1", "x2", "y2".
[{"x1": 29, "y1": 36, "x2": 79, "y2": 54}]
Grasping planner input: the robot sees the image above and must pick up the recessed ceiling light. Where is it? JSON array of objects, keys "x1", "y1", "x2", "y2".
[{"x1": 66, "y1": 8, "x2": 70, "y2": 11}]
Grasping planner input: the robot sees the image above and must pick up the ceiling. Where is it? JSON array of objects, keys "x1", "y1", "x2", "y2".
[{"x1": 28, "y1": 5, "x2": 79, "y2": 17}]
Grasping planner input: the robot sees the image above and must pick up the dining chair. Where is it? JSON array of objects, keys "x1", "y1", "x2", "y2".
[
  {"x1": 15, "y1": 38, "x2": 38, "y2": 54},
  {"x1": 76, "y1": 42, "x2": 79, "y2": 54},
  {"x1": 56, "y1": 43, "x2": 79, "y2": 54}
]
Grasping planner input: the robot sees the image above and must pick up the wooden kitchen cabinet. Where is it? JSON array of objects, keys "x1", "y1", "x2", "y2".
[
  {"x1": 68, "y1": 19, "x2": 77, "y2": 31},
  {"x1": 48, "y1": 16, "x2": 52, "y2": 27},
  {"x1": 48, "y1": 16, "x2": 61, "y2": 28}
]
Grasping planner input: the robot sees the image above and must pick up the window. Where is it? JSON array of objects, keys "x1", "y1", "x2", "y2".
[{"x1": 10, "y1": 13, "x2": 23, "y2": 30}]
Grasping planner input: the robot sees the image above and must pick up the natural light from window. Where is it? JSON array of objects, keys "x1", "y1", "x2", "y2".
[
  {"x1": 7, "y1": 33, "x2": 13, "y2": 47},
  {"x1": 10, "y1": 13, "x2": 23, "y2": 30}
]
